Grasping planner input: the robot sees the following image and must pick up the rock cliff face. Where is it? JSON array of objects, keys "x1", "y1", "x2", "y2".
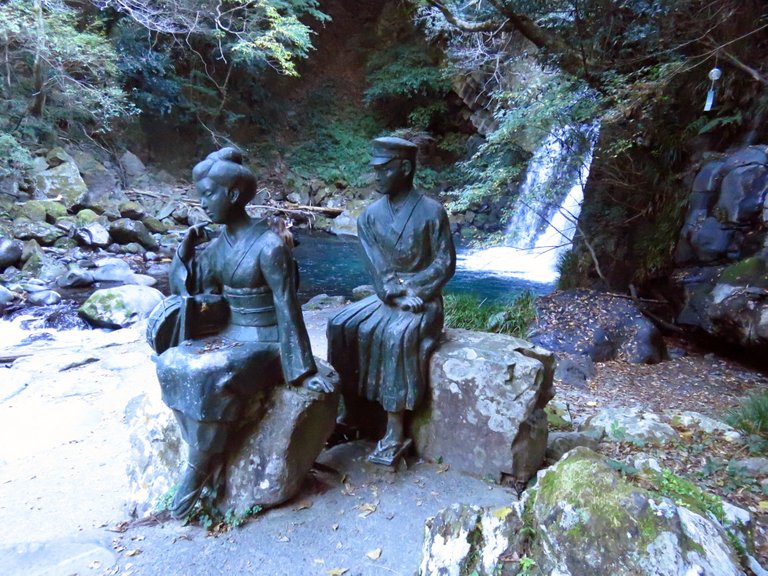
[{"x1": 670, "y1": 145, "x2": 768, "y2": 350}]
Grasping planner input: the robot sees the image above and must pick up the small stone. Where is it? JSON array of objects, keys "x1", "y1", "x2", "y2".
[
  {"x1": 27, "y1": 289, "x2": 62, "y2": 306},
  {"x1": 546, "y1": 431, "x2": 601, "y2": 462},
  {"x1": 351, "y1": 285, "x2": 375, "y2": 301},
  {"x1": 302, "y1": 294, "x2": 347, "y2": 310},
  {"x1": 142, "y1": 217, "x2": 168, "y2": 235},
  {"x1": 0, "y1": 284, "x2": 17, "y2": 305},
  {"x1": 583, "y1": 407, "x2": 680, "y2": 445},
  {"x1": 728, "y1": 457, "x2": 768, "y2": 478},
  {"x1": 13, "y1": 218, "x2": 65, "y2": 246},
  {"x1": 119, "y1": 201, "x2": 146, "y2": 220},
  {"x1": 57, "y1": 268, "x2": 95, "y2": 288},
  {"x1": 75, "y1": 222, "x2": 112, "y2": 248}
]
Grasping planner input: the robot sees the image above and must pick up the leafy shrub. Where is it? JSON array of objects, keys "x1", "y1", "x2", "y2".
[
  {"x1": 0, "y1": 133, "x2": 33, "y2": 178},
  {"x1": 285, "y1": 106, "x2": 382, "y2": 187},
  {"x1": 444, "y1": 291, "x2": 537, "y2": 338},
  {"x1": 726, "y1": 392, "x2": 768, "y2": 440},
  {"x1": 556, "y1": 250, "x2": 582, "y2": 290}
]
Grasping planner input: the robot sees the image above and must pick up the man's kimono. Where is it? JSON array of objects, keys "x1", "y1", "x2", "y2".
[{"x1": 327, "y1": 189, "x2": 456, "y2": 413}]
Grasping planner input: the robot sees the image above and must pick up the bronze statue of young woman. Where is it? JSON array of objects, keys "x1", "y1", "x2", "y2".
[{"x1": 149, "y1": 148, "x2": 332, "y2": 518}]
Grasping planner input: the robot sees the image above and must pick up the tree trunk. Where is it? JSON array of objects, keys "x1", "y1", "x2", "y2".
[{"x1": 29, "y1": 0, "x2": 46, "y2": 116}]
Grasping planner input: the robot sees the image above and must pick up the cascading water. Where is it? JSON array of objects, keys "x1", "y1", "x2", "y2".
[{"x1": 459, "y1": 122, "x2": 599, "y2": 285}]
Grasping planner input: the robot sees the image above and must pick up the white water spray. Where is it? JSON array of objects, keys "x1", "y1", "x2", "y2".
[{"x1": 460, "y1": 122, "x2": 599, "y2": 285}]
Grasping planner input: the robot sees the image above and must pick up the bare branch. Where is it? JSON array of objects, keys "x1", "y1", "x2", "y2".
[{"x1": 425, "y1": 0, "x2": 507, "y2": 33}]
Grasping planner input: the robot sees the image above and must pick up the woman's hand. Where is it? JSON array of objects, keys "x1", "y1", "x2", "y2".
[{"x1": 178, "y1": 223, "x2": 208, "y2": 262}]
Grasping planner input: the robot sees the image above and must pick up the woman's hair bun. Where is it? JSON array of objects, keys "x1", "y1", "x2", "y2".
[{"x1": 211, "y1": 147, "x2": 243, "y2": 165}]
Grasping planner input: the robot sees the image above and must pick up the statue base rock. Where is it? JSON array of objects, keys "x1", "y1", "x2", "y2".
[
  {"x1": 412, "y1": 329, "x2": 555, "y2": 485},
  {"x1": 126, "y1": 359, "x2": 338, "y2": 518}
]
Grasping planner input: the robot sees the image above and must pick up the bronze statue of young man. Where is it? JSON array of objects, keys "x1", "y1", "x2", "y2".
[
  {"x1": 148, "y1": 148, "x2": 332, "y2": 518},
  {"x1": 327, "y1": 136, "x2": 456, "y2": 465}
]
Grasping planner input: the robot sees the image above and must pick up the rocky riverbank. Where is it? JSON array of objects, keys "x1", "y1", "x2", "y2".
[{"x1": 1, "y1": 304, "x2": 766, "y2": 575}]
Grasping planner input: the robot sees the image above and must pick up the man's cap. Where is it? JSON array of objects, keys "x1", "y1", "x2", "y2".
[{"x1": 370, "y1": 136, "x2": 418, "y2": 166}]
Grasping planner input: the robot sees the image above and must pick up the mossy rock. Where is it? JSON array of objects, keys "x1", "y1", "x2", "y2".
[
  {"x1": 525, "y1": 447, "x2": 743, "y2": 575},
  {"x1": 718, "y1": 256, "x2": 768, "y2": 288},
  {"x1": 78, "y1": 285, "x2": 164, "y2": 329},
  {"x1": 75, "y1": 209, "x2": 102, "y2": 226},
  {"x1": 15, "y1": 201, "x2": 48, "y2": 222}
]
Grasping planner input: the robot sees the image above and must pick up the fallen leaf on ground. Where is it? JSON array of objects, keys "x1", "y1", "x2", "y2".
[
  {"x1": 293, "y1": 499, "x2": 313, "y2": 511},
  {"x1": 342, "y1": 483, "x2": 355, "y2": 496},
  {"x1": 327, "y1": 568, "x2": 348, "y2": 576},
  {"x1": 125, "y1": 549, "x2": 142, "y2": 557},
  {"x1": 366, "y1": 548, "x2": 382, "y2": 560},
  {"x1": 356, "y1": 502, "x2": 377, "y2": 517}
]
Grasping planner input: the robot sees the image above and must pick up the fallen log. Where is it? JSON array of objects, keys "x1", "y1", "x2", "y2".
[{"x1": 128, "y1": 190, "x2": 343, "y2": 217}]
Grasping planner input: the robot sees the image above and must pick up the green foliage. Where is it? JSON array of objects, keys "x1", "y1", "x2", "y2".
[
  {"x1": 223, "y1": 505, "x2": 263, "y2": 528},
  {"x1": 443, "y1": 291, "x2": 537, "y2": 338},
  {"x1": 227, "y1": 1, "x2": 327, "y2": 77},
  {"x1": 655, "y1": 468, "x2": 725, "y2": 522},
  {"x1": 446, "y1": 74, "x2": 598, "y2": 212},
  {"x1": 446, "y1": 143, "x2": 528, "y2": 212},
  {"x1": 631, "y1": 185, "x2": 688, "y2": 284},
  {"x1": 363, "y1": 26, "x2": 453, "y2": 132},
  {"x1": 365, "y1": 43, "x2": 450, "y2": 103},
  {"x1": 284, "y1": 87, "x2": 383, "y2": 186},
  {"x1": 556, "y1": 250, "x2": 582, "y2": 290},
  {"x1": 0, "y1": 0, "x2": 135, "y2": 130},
  {"x1": 486, "y1": 291, "x2": 537, "y2": 337},
  {"x1": 0, "y1": 0, "x2": 135, "y2": 169},
  {"x1": 0, "y1": 133, "x2": 34, "y2": 179},
  {"x1": 726, "y1": 392, "x2": 768, "y2": 441},
  {"x1": 518, "y1": 555, "x2": 537, "y2": 575},
  {"x1": 112, "y1": 22, "x2": 187, "y2": 117}
]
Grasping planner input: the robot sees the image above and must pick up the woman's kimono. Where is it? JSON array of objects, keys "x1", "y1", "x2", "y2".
[
  {"x1": 155, "y1": 220, "x2": 316, "y2": 452},
  {"x1": 327, "y1": 189, "x2": 456, "y2": 413}
]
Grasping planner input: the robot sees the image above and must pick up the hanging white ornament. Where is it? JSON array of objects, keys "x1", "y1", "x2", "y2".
[{"x1": 704, "y1": 67, "x2": 721, "y2": 112}]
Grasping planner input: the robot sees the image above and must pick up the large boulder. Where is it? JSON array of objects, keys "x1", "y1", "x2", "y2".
[
  {"x1": 78, "y1": 285, "x2": 164, "y2": 329},
  {"x1": 119, "y1": 150, "x2": 147, "y2": 187},
  {"x1": 20, "y1": 240, "x2": 67, "y2": 282},
  {"x1": 0, "y1": 237, "x2": 22, "y2": 271},
  {"x1": 412, "y1": 329, "x2": 554, "y2": 485},
  {"x1": 33, "y1": 148, "x2": 89, "y2": 209},
  {"x1": 108, "y1": 218, "x2": 158, "y2": 250},
  {"x1": 530, "y1": 288, "x2": 666, "y2": 364},
  {"x1": 126, "y1": 360, "x2": 339, "y2": 518},
  {"x1": 671, "y1": 145, "x2": 768, "y2": 351},
  {"x1": 582, "y1": 406, "x2": 680, "y2": 445},
  {"x1": 68, "y1": 149, "x2": 123, "y2": 209},
  {"x1": 328, "y1": 199, "x2": 367, "y2": 236},
  {"x1": 419, "y1": 448, "x2": 747, "y2": 576},
  {"x1": 12, "y1": 217, "x2": 65, "y2": 246}
]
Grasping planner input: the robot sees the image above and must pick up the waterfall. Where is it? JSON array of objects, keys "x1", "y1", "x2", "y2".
[{"x1": 459, "y1": 122, "x2": 599, "y2": 285}]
